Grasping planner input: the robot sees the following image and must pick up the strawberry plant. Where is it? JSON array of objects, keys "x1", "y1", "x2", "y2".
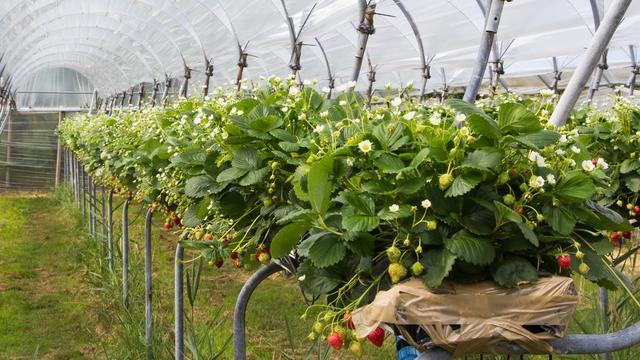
[{"x1": 59, "y1": 78, "x2": 638, "y2": 356}]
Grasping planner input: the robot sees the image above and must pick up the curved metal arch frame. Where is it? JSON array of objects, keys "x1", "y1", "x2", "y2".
[
  {"x1": 0, "y1": 0, "x2": 209, "y2": 86},
  {"x1": 14, "y1": 50, "x2": 132, "y2": 87},
  {"x1": 0, "y1": 0, "x2": 204, "y2": 57},
  {"x1": 2, "y1": 9, "x2": 183, "y2": 74},
  {"x1": 11, "y1": 39, "x2": 157, "y2": 87},
  {"x1": 7, "y1": 21, "x2": 164, "y2": 76},
  {"x1": 16, "y1": 57, "x2": 129, "y2": 93}
]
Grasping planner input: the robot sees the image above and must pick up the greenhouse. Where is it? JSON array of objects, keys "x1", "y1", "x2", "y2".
[{"x1": 1, "y1": 0, "x2": 640, "y2": 359}]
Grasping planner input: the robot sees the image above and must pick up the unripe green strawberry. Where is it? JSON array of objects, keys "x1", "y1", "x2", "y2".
[
  {"x1": 307, "y1": 332, "x2": 316, "y2": 341},
  {"x1": 386, "y1": 246, "x2": 401, "y2": 262},
  {"x1": 313, "y1": 322, "x2": 323, "y2": 334},
  {"x1": 575, "y1": 250, "x2": 585, "y2": 260},
  {"x1": 503, "y1": 194, "x2": 515, "y2": 205},
  {"x1": 388, "y1": 263, "x2": 407, "y2": 284},
  {"x1": 536, "y1": 213, "x2": 545, "y2": 222},
  {"x1": 438, "y1": 173, "x2": 454, "y2": 190},
  {"x1": 349, "y1": 341, "x2": 363, "y2": 358},
  {"x1": 426, "y1": 220, "x2": 438, "y2": 231},
  {"x1": 616, "y1": 199, "x2": 624, "y2": 207},
  {"x1": 411, "y1": 262, "x2": 424, "y2": 276},
  {"x1": 258, "y1": 252, "x2": 271, "y2": 264},
  {"x1": 579, "y1": 262, "x2": 590, "y2": 274}
]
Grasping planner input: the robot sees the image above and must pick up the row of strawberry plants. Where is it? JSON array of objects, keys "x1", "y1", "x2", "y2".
[{"x1": 59, "y1": 79, "x2": 640, "y2": 355}]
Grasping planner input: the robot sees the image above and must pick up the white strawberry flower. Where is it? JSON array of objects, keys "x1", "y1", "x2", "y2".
[
  {"x1": 346, "y1": 158, "x2": 354, "y2": 166},
  {"x1": 389, "y1": 204, "x2": 400, "y2": 213},
  {"x1": 555, "y1": 149, "x2": 565, "y2": 155},
  {"x1": 429, "y1": 113, "x2": 442, "y2": 126},
  {"x1": 559, "y1": 135, "x2": 568, "y2": 143},
  {"x1": 314, "y1": 125, "x2": 325, "y2": 133},
  {"x1": 421, "y1": 199, "x2": 432, "y2": 209},
  {"x1": 581, "y1": 160, "x2": 595, "y2": 172},
  {"x1": 288, "y1": 86, "x2": 300, "y2": 96},
  {"x1": 546, "y1": 174, "x2": 556, "y2": 185},
  {"x1": 571, "y1": 145, "x2": 581, "y2": 154},
  {"x1": 358, "y1": 140, "x2": 373, "y2": 153},
  {"x1": 403, "y1": 111, "x2": 416, "y2": 120},
  {"x1": 391, "y1": 97, "x2": 402, "y2": 107},
  {"x1": 529, "y1": 176, "x2": 545, "y2": 188},
  {"x1": 596, "y1": 158, "x2": 609, "y2": 170},
  {"x1": 454, "y1": 113, "x2": 467, "y2": 123}
]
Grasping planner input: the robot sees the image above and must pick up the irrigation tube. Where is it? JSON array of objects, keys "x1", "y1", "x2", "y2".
[
  {"x1": 107, "y1": 190, "x2": 114, "y2": 272},
  {"x1": 233, "y1": 262, "x2": 284, "y2": 360},
  {"x1": 549, "y1": 0, "x2": 632, "y2": 127},
  {"x1": 122, "y1": 198, "x2": 130, "y2": 307},
  {"x1": 144, "y1": 207, "x2": 154, "y2": 360},
  {"x1": 174, "y1": 243, "x2": 184, "y2": 360},
  {"x1": 462, "y1": 0, "x2": 505, "y2": 104}
]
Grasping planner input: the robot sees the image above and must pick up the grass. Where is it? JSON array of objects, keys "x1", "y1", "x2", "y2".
[
  {"x1": 0, "y1": 192, "x2": 99, "y2": 359},
  {"x1": 1, "y1": 187, "x2": 639, "y2": 359}
]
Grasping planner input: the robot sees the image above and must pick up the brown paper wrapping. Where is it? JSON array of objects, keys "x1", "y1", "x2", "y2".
[{"x1": 352, "y1": 276, "x2": 578, "y2": 357}]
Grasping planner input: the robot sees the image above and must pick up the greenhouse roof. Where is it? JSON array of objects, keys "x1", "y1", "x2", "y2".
[{"x1": 0, "y1": 0, "x2": 639, "y2": 102}]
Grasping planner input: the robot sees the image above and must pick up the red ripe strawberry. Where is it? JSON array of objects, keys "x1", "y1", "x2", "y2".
[
  {"x1": 556, "y1": 255, "x2": 571, "y2": 270},
  {"x1": 591, "y1": 158, "x2": 598, "y2": 166},
  {"x1": 622, "y1": 231, "x2": 632, "y2": 239},
  {"x1": 230, "y1": 251, "x2": 239, "y2": 260},
  {"x1": 233, "y1": 259, "x2": 241, "y2": 268},
  {"x1": 203, "y1": 234, "x2": 214, "y2": 241},
  {"x1": 173, "y1": 215, "x2": 181, "y2": 225},
  {"x1": 261, "y1": 247, "x2": 270, "y2": 254},
  {"x1": 635, "y1": 206, "x2": 640, "y2": 215},
  {"x1": 367, "y1": 327, "x2": 385, "y2": 347},
  {"x1": 163, "y1": 222, "x2": 172, "y2": 230},
  {"x1": 327, "y1": 332, "x2": 343, "y2": 350},
  {"x1": 343, "y1": 312, "x2": 355, "y2": 329},
  {"x1": 214, "y1": 260, "x2": 224, "y2": 268},
  {"x1": 610, "y1": 232, "x2": 621, "y2": 245},
  {"x1": 255, "y1": 251, "x2": 261, "y2": 261},
  {"x1": 510, "y1": 169, "x2": 519, "y2": 177}
]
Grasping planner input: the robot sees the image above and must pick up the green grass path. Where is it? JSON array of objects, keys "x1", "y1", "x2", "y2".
[{"x1": 0, "y1": 194, "x2": 98, "y2": 359}]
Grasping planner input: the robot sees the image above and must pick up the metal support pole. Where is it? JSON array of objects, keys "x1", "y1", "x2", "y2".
[
  {"x1": 599, "y1": 287, "x2": 611, "y2": 360},
  {"x1": 236, "y1": 52, "x2": 249, "y2": 92},
  {"x1": 351, "y1": 2, "x2": 376, "y2": 84},
  {"x1": 174, "y1": 243, "x2": 184, "y2": 360},
  {"x1": 233, "y1": 262, "x2": 283, "y2": 360},
  {"x1": 91, "y1": 179, "x2": 97, "y2": 237},
  {"x1": 180, "y1": 66, "x2": 191, "y2": 98},
  {"x1": 80, "y1": 166, "x2": 86, "y2": 219},
  {"x1": 463, "y1": 0, "x2": 505, "y2": 103},
  {"x1": 162, "y1": 76, "x2": 172, "y2": 106},
  {"x1": 4, "y1": 112, "x2": 11, "y2": 188},
  {"x1": 203, "y1": 59, "x2": 214, "y2": 98},
  {"x1": 549, "y1": 0, "x2": 632, "y2": 127},
  {"x1": 627, "y1": 45, "x2": 638, "y2": 96},
  {"x1": 150, "y1": 79, "x2": 159, "y2": 107},
  {"x1": 101, "y1": 187, "x2": 107, "y2": 247},
  {"x1": 55, "y1": 111, "x2": 64, "y2": 186},
  {"x1": 122, "y1": 198, "x2": 130, "y2": 306},
  {"x1": 107, "y1": 190, "x2": 114, "y2": 272},
  {"x1": 144, "y1": 207, "x2": 154, "y2": 360},
  {"x1": 137, "y1": 83, "x2": 145, "y2": 109}
]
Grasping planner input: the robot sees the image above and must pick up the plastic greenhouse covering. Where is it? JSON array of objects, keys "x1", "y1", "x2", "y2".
[{"x1": 0, "y1": 0, "x2": 639, "y2": 109}]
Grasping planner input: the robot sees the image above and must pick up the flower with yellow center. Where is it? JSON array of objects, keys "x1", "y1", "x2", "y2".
[{"x1": 358, "y1": 140, "x2": 373, "y2": 154}]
